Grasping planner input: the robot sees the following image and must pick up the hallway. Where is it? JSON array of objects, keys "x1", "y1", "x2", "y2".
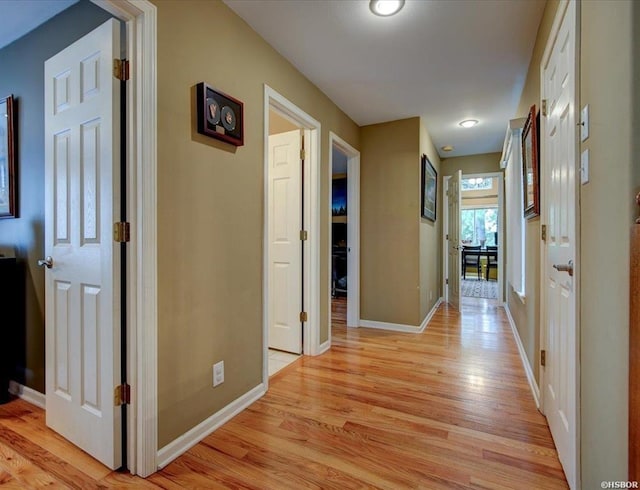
[{"x1": 0, "y1": 299, "x2": 567, "y2": 488}]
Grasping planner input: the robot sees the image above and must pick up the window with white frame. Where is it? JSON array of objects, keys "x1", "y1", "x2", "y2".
[{"x1": 504, "y1": 124, "x2": 526, "y2": 297}]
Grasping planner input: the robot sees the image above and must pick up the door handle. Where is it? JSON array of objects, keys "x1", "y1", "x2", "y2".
[
  {"x1": 37, "y1": 256, "x2": 54, "y2": 269},
  {"x1": 553, "y1": 260, "x2": 573, "y2": 277}
]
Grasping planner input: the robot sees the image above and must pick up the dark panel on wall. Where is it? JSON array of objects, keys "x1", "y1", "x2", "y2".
[{"x1": 0, "y1": 0, "x2": 114, "y2": 393}]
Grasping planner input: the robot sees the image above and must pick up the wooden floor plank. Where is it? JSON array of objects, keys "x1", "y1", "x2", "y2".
[{"x1": 0, "y1": 298, "x2": 568, "y2": 488}]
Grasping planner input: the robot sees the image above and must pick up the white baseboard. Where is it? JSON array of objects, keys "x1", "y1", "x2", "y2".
[
  {"x1": 359, "y1": 318, "x2": 420, "y2": 333},
  {"x1": 419, "y1": 297, "x2": 443, "y2": 332},
  {"x1": 360, "y1": 298, "x2": 443, "y2": 334},
  {"x1": 8, "y1": 381, "x2": 46, "y2": 409},
  {"x1": 316, "y1": 339, "x2": 331, "y2": 355},
  {"x1": 157, "y1": 383, "x2": 266, "y2": 469},
  {"x1": 503, "y1": 303, "x2": 540, "y2": 408}
]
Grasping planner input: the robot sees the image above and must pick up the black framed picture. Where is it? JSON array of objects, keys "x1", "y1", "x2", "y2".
[
  {"x1": 421, "y1": 154, "x2": 437, "y2": 222},
  {"x1": 196, "y1": 82, "x2": 244, "y2": 146},
  {"x1": 522, "y1": 104, "x2": 539, "y2": 219}
]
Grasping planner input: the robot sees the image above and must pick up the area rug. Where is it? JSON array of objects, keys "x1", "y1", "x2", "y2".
[{"x1": 461, "y1": 279, "x2": 498, "y2": 299}]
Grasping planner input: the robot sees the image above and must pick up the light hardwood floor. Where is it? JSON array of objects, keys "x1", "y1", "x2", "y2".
[{"x1": 0, "y1": 299, "x2": 567, "y2": 488}]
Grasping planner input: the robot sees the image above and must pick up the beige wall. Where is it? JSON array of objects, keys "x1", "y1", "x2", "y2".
[
  {"x1": 441, "y1": 152, "x2": 501, "y2": 176},
  {"x1": 419, "y1": 120, "x2": 443, "y2": 318},
  {"x1": 580, "y1": 0, "x2": 638, "y2": 483},
  {"x1": 269, "y1": 110, "x2": 298, "y2": 135},
  {"x1": 360, "y1": 118, "x2": 422, "y2": 326},
  {"x1": 153, "y1": 0, "x2": 359, "y2": 447}
]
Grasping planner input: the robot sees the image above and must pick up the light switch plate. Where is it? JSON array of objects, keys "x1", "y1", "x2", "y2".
[
  {"x1": 581, "y1": 149, "x2": 589, "y2": 185},
  {"x1": 581, "y1": 104, "x2": 589, "y2": 142}
]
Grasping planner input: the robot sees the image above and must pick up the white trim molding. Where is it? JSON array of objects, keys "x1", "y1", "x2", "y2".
[
  {"x1": 157, "y1": 384, "x2": 266, "y2": 469},
  {"x1": 360, "y1": 298, "x2": 442, "y2": 334},
  {"x1": 503, "y1": 304, "x2": 540, "y2": 408},
  {"x1": 317, "y1": 339, "x2": 331, "y2": 356},
  {"x1": 8, "y1": 381, "x2": 46, "y2": 409},
  {"x1": 94, "y1": 0, "x2": 158, "y2": 477}
]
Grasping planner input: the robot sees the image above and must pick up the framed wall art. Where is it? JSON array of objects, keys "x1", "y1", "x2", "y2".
[
  {"x1": 421, "y1": 154, "x2": 437, "y2": 222},
  {"x1": 522, "y1": 104, "x2": 539, "y2": 219},
  {"x1": 196, "y1": 82, "x2": 244, "y2": 146},
  {"x1": 0, "y1": 95, "x2": 16, "y2": 219}
]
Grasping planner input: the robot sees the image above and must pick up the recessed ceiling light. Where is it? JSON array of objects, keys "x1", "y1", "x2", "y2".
[
  {"x1": 441, "y1": 145, "x2": 454, "y2": 152},
  {"x1": 459, "y1": 119, "x2": 479, "y2": 128},
  {"x1": 369, "y1": 0, "x2": 405, "y2": 17}
]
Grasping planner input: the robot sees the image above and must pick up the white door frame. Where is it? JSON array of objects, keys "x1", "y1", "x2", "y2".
[
  {"x1": 328, "y1": 132, "x2": 360, "y2": 334},
  {"x1": 539, "y1": 0, "x2": 580, "y2": 486},
  {"x1": 91, "y1": 0, "x2": 157, "y2": 477},
  {"x1": 263, "y1": 85, "x2": 322, "y2": 388},
  {"x1": 442, "y1": 172, "x2": 504, "y2": 303}
]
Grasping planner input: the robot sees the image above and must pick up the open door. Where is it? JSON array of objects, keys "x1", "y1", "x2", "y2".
[
  {"x1": 540, "y1": 1, "x2": 579, "y2": 486},
  {"x1": 447, "y1": 170, "x2": 462, "y2": 309},
  {"x1": 267, "y1": 129, "x2": 303, "y2": 354},
  {"x1": 43, "y1": 19, "x2": 122, "y2": 469}
]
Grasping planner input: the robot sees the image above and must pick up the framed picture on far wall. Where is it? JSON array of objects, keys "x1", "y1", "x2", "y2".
[
  {"x1": 421, "y1": 154, "x2": 437, "y2": 222},
  {"x1": 522, "y1": 104, "x2": 540, "y2": 219}
]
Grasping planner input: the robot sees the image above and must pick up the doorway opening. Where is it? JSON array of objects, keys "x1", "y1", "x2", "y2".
[
  {"x1": 443, "y1": 171, "x2": 504, "y2": 306},
  {"x1": 329, "y1": 132, "x2": 360, "y2": 337},
  {"x1": 330, "y1": 146, "x2": 348, "y2": 328},
  {"x1": 460, "y1": 176, "x2": 500, "y2": 302},
  {"x1": 266, "y1": 108, "x2": 303, "y2": 375},
  {"x1": 263, "y1": 86, "x2": 322, "y2": 387}
]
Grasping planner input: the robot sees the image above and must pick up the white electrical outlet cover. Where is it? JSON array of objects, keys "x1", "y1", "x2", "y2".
[{"x1": 213, "y1": 361, "x2": 224, "y2": 387}]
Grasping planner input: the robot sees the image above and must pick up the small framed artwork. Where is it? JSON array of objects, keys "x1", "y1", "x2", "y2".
[
  {"x1": 196, "y1": 82, "x2": 244, "y2": 146},
  {"x1": 421, "y1": 154, "x2": 437, "y2": 222},
  {"x1": 0, "y1": 95, "x2": 16, "y2": 219},
  {"x1": 522, "y1": 104, "x2": 540, "y2": 219}
]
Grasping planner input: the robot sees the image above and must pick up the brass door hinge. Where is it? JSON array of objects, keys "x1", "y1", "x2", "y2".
[
  {"x1": 114, "y1": 222, "x2": 130, "y2": 242},
  {"x1": 300, "y1": 230, "x2": 308, "y2": 241},
  {"x1": 113, "y1": 59, "x2": 130, "y2": 81},
  {"x1": 541, "y1": 224, "x2": 547, "y2": 242},
  {"x1": 541, "y1": 99, "x2": 548, "y2": 117},
  {"x1": 114, "y1": 384, "x2": 131, "y2": 406},
  {"x1": 541, "y1": 350, "x2": 546, "y2": 367},
  {"x1": 299, "y1": 311, "x2": 308, "y2": 322},
  {"x1": 300, "y1": 149, "x2": 305, "y2": 160}
]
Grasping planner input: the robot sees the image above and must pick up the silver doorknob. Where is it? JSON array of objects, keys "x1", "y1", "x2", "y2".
[
  {"x1": 553, "y1": 259, "x2": 573, "y2": 277},
  {"x1": 37, "y1": 256, "x2": 53, "y2": 269}
]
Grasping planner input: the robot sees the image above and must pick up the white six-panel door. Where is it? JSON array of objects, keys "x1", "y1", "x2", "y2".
[
  {"x1": 268, "y1": 130, "x2": 303, "y2": 354},
  {"x1": 44, "y1": 18, "x2": 121, "y2": 469},
  {"x1": 541, "y1": 1, "x2": 578, "y2": 487},
  {"x1": 447, "y1": 170, "x2": 462, "y2": 309}
]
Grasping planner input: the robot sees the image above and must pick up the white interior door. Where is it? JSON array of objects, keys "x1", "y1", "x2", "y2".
[
  {"x1": 268, "y1": 130, "x2": 303, "y2": 354},
  {"x1": 43, "y1": 18, "x2": 121, "y2": 469},
  {"x1": 541, "y1": 1, "x2": 578, "y2": 487},
  {"x1": 447, "y1": 170, "x2": 462, "y2": 309}
]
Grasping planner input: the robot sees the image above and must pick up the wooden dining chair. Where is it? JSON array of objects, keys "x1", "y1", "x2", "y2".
[
  {"x1": 486, "y1": 246, "x2": 498, "y2": 281},
  {"x1": 462, "y1": 246, "x2": 482, "y2": 280}
]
